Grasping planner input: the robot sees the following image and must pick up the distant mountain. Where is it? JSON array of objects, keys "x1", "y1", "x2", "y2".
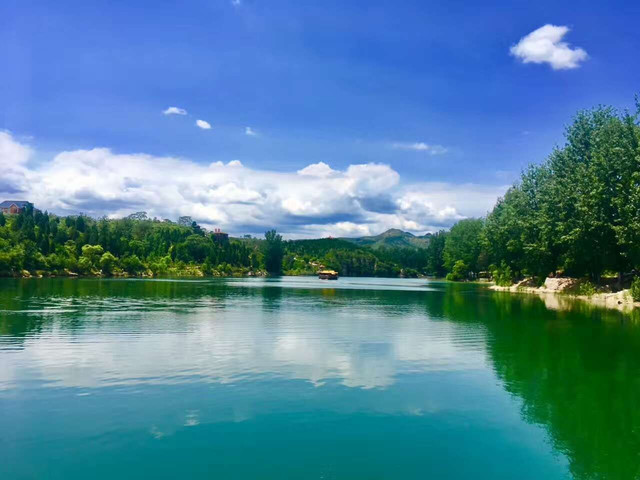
[{"x1": 340, "y1": 229, "x2": 432, "y2": 249}]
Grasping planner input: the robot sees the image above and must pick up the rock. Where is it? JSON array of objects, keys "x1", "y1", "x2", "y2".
[{"x1": 543, "y1": 277, "x2": 578, "y2": 292}]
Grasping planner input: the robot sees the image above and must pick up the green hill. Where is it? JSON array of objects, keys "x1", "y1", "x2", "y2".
[{"x1": 340, "y1": 229, "x2": 431, "y2": 249}]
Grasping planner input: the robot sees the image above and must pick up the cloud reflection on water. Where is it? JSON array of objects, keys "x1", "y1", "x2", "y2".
[{"x1": 0, "y1": 278, "x2": 487, "y2": 391}]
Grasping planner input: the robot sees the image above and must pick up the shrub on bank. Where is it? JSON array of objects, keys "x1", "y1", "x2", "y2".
[
  {"x1": 446, "y1": 260, "x2": 469, "y2": 281},
  {"x1": 576, "y1": 280, "x2": 597, "y2": 297},
  {"x1": 631, "y1": 278, "x2": 640, "y2": 302},
  {"x1": 490, "y1": 261, "x2": 514, "y2": 287}
]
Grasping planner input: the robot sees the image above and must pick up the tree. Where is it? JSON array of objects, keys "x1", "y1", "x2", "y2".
[
  {"x1": 178, "y1": 216, "x2": 193, "y2": 227},
  {"x1": 127, "y1": 211, "x2": 148, "y2": 221},
  {"x1": 176, "y1": 234, "x2": 210, "y2": 263},
  {"x1": 446, "y1": 260, "x2": 469, "y2": 281},
  {"x1": 75, "y1": 215, "x2": 86, "y2": 233},
  {"x1": 99, "y1": 252, "x2": 117, "y2": 275},
  {"x1": 605, "y1": 106, "x2": 640, "y2": 280},
  {"x1": 121, "y1": 255, "x2": 146, "y2": 275},
  {"x1": 443, "y1": 218, "x2": 484, "y2": 276},
  {"x1": 191, "y1": 221, "x2": 204, "y2": 236},
  {"x1": 263, "y1": 229, "x2": 284, "y2": 274},
  {"x1": 425, "y1": 230, "x2": 447, "y2": 276},
  {"x1": 77, "y1": 256, "x2": 94, "y2": 274},
  {"x1": 81, "y1": 244, "x2": 104, "y2": 269},
  {"x1": 483, "y1": 184, "x2": 530, "y2": 278}
]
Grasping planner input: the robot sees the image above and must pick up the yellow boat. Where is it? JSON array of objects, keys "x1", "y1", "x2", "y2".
[{"x1": 318, "y1": 269, "x2": 339, "y2": 280}]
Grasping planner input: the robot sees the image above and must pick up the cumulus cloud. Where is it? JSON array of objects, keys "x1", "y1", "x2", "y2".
[
  {"x1": 0, "y1": 132, "x2": 505, "y2": 237},
  {"x1": 297, "y1": 162, "x2": 337, "y2": 178},
  {"x1": 396, "y1": 183, "x2": 504, "y2": 228},
  {"x1": 391, "y1": 142, "x2": 448, "y2": 155},
  {"x1": 0, "y1": 131, "x2": 32, "y2": 194},
  {"x1": 195, "y1": 119, "x2": 212, "y2": 130},
  {"x1": 245, "y1": 126, "x2": 257, "y2": 136},
  {"x1": 510, "y1": 24, "x2": 588, "y2": 70},
  {"x1": 163, "y1": 106, "x2": 187, "y2": 116}
]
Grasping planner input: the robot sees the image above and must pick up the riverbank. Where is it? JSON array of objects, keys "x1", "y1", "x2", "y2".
[
  {"x1": 10, "y1": 267, "x2": 268, "y2": 279},
  {"x1": 7, "y1": 268, "x2": 424, "y2": 280},
  {"x1": 491, "y1": 277, "x2": 639, "y2": 311}
]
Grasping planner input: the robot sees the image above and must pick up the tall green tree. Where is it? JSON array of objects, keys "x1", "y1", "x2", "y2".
[
  {"x1": 263, "y1": 229, "x2": 285, "y2": 274},
  {"x1": 443, "y1": 218, "x2": 484, "y2": 276},
  {"x1": 424, "y1": 230, "x2": 447, "y2": 276}
]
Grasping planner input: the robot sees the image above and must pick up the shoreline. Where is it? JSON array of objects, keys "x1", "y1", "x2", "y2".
[
  {"x1": 1, "y1": 271, "x2": 426, "y2": 280},
  {"x1": 490, "y1": 281, "x2": 639, "y2": 312}
]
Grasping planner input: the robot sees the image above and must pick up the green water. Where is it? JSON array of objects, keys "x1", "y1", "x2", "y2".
[{"x1": 1, "y1": 277, "x2": 639, "y2": 479}]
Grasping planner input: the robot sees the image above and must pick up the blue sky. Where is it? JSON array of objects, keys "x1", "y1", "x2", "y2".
[{"x1": 1, "y1": 0, "x2": 639, "y2": 236}]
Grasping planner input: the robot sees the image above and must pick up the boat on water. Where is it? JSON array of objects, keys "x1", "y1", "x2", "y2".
[{"x1": 318, "y1": 269, "x2": 339, "y2": 280}]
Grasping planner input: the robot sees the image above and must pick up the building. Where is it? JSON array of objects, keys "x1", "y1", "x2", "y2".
[
  {"x1": 212, "y1": 228, "x2": 229, "y2": 244},
  {"x1": 0, "y1": 201, "x2": 32, "y2": 215}
]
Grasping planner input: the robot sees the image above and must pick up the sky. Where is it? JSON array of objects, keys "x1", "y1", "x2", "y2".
[{"x1": 1, "y1": 0, "x2": 639, "y2": 238}]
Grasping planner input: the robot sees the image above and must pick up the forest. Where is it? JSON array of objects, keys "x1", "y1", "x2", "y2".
[
  {"x1": 0, "y1": 211, "x2": 261, "y2": 277},
  {"x1": 426, "y1": 100, "x2": 640, "y2": 293},
  {"x1": 0, "y1": 210, "x2": 428, "y2": 278}
]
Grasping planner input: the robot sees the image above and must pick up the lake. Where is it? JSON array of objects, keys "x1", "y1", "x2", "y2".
[{"x1": 1, "y1": 277, "x2": 639, "y2": 479}]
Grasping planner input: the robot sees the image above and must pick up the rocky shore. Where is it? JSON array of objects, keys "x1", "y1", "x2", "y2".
[{"x1": 491, "y1": 277, "x2": 639, "y2": 311}]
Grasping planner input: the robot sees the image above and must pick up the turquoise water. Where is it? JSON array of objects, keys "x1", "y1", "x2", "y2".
[{"x1": 1, "y1": 277, "x2": 639, "y2": 479}]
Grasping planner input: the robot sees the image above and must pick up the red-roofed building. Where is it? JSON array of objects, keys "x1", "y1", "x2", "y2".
[{"x1": 0, "y1": 201, "x2": 32, "y2": 215}]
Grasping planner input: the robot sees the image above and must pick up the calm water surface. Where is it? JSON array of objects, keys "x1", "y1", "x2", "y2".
[{"x1": 1, "y1": 277, "x2": 639, "y2": 479}]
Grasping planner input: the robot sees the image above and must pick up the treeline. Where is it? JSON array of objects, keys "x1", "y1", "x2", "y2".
[
  {"x1": 426, "y1": 100, "x2": 640, "y2": 287},
  {"x1": 0, "y1": 210, "x2": 427, "y2": 278},
  {"x1": 282, "y1": 238, "x2": 425, "y2": 277},
  {"x1": 0, "y1": 210, "x2": 263, "y2": 277}
]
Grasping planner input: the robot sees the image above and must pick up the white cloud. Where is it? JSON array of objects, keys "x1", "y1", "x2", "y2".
[
  {"x1": 297, "y1": 162, "x2": 337, "y2": 178},
  {"x1": 163, "y1": 106, "x2": 187, "y2": 116},
  {"x1": 0, "y1": 132, "x2": 505, "y2": 237},
  {"x1": 391, "y1": 142, "x2": 448, "y2": 155},
  {"x1": 0, "y1": 130, "x2": 32, "y2": 194},
  {"x1": 0, "y1": 130, "x2": 32, "y2": 165},
  {"x1": 195, "y1": 119, "x2": 212, "y2": 130},
  {"x1": 395, "y1": 183, "x2": 505, "y2": 228},
  {"x1": 510, "y1": 24, "x2": 588, "y2": 70},
  {"x1": 245, "y1": 126, "x2": 257, "y2": 136},
  {"x1": 231, "y1": 0, "x2": 241, "y2": 6}
]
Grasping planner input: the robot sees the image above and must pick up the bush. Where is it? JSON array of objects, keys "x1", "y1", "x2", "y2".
[
  {"x1": 149, "y1": 255, "x2": 171, "y2": 275},
  {"x1": 201, "y1": 258, "x2": 213, "y2": 275},
  {"x1": 0, "y1": 252, "x2": 13, "y2": 274},
  {"x1": 217, "y1": 262, "x2": 233, "y2": 276},
  {"x1": 491, "y1": 261, "x2": 514, "y2": 287},
  {"x1": 46, "y1": 253, "x2": 65, "y2": 271},
  {"x1": 77, "y1": 256, "x2": 94, "y2": 275},
  {"x1": 631, "y1": 277, "x2": 640, "y2": 302},
  {"x1": 576, "y1": 280, "x2": 597, "y2": 297},
  {"x1": 99, "y1": 252, "x2": 118, "y2": 275},
  {"x1": 446, "y1": 260, "x2": 469, "y2": 281},
  {"x1": 402, "y1": 268, "x2": 419, "y2": 278},
  {"x1": 121, "y1": 255, "x2": 146, "y2": 275},
  {"x1": 81, "y1": 244, "x2": 104, "y2": 268},
  {"x1": 64, "y1": 256, "x2": 78, "y2": 273}
]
